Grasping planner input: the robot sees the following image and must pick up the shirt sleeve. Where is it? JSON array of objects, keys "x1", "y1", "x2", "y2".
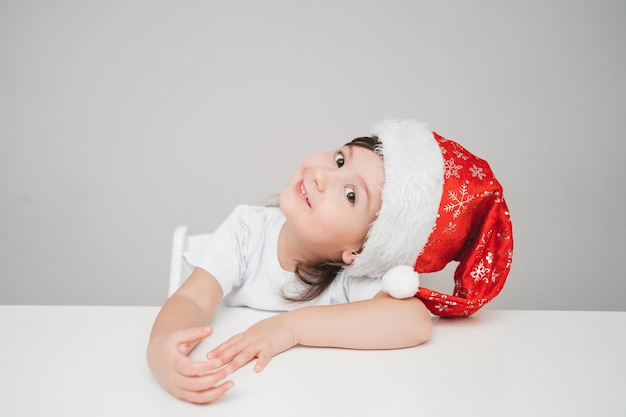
[
  {"x1": 329, "y1": 270, "x2": 382, "y2": 304},
  {"x1": 183, "y1": 205, "x2": 254, "y2": 297}
]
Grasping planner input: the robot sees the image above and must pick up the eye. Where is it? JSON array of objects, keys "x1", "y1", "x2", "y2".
[
  {"x1": 345, "y1": 186, "x2": 356, "y2": 204},
  {"x1": 335, "y1": 152, "x2": 345, "y2": 168}
]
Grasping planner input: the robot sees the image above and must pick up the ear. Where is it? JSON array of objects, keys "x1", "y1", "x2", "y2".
[{"x1": 341, "y1": 249, "x2": 358, "y2": 265}]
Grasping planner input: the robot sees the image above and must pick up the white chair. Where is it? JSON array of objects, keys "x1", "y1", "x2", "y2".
[{"x1": 168, "y1": 226, "x2": 212, "y2": 297}]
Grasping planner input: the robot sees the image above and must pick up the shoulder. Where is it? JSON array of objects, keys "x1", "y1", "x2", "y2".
[
  {"x1": 230, "y1": 204, "x2": 284, "y2": 228},
  {"x1": 223, "y1": 205, "x2": 284, "y2": 249}
]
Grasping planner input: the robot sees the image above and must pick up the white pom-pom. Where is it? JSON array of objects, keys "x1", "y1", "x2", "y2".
[{"x1": 381, "y1": 265, "x2": 420, "y2": 299}]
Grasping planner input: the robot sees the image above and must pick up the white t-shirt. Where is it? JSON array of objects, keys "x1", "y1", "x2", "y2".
[{"x1": 184, "y1": 205, "x2": 382, "y2": 311}]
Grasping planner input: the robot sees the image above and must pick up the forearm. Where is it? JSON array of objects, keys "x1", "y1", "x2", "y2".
[
  {"x1": 149, "y1": 294, "x2": 213, "y2": 341},
  {"x1": 146, "y1": 268, "x2": 231, "y2": 404},
  {"x1": 149, "y1": 267, "x2": 223, "y2": 344},
  {"x1": 205, "y1": 292, "x2": 431, "y2": 376},
  {"x1": 285, "y1": 292, "x2": 432, "y2": 350}
]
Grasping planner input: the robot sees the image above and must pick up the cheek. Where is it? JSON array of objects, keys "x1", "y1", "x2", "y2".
[{"x1": 310, "y1": 207, "x2": 368, "y2": 244}]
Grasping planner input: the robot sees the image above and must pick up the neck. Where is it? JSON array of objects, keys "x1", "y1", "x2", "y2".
[{"x1": 277, "y1": 223, "x2": 306, "y2": 272}]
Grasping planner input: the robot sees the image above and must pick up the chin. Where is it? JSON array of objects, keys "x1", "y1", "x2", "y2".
[{"x1": 277, "y1": 189, "x2": 292, "y2": 215}]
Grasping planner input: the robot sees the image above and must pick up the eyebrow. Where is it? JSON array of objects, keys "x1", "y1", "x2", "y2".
[{"x1": 343, "y1": 145, "x2": 373, "y2": 213}]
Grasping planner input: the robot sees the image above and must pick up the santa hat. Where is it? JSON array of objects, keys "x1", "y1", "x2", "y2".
[{"x1": 343, "y1": 119, "x2": 513, "y2": 317}]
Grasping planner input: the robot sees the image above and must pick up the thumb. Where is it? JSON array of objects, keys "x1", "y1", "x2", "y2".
[{"x1": 176, "y1": 326, "x2": 213, "y2": 354}]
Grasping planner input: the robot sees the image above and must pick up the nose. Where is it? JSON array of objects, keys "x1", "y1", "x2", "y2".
[{"x1": 312, "y1": 168, "x2": 329, "y2": 192}]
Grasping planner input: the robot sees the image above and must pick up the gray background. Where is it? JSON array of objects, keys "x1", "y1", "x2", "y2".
[{"x1": 1, "y1": 0, "x2": 625, "y2": 310}]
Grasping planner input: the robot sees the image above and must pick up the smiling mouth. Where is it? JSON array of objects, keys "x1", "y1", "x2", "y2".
[{"x1": 298, "y1": 180, "x2": 311, "y2": 207}]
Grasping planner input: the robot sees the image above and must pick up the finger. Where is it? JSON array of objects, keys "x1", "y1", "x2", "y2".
[
  {"x1": 224, "y1": 347, "x2": 259, "y2": 374},
  {"x1": 212, "y1": 343, "x2": 246, "y2": 365},
  {"x1": 176, "y1": 326, "x2": 213, "y2": 345},
  {"x1": 206, "y1": 334, "x2": 241, "y2": 359},
  {"x1": 177, "y1": 356, "x2": 226, "y2": 377},
  {"x1": 207, "y1": 338, "x2": 251, "y2": 366},
  {"x1": 178, "y1": 364, "x2": 232, "y2": 391},
  {"x1": 253, "y1": 352, "x2": 273, "y2": 373},
  {"x1": 178, "y1": 380, "x2": 234, "y2": 405},
  {"x1": 176, "y1": 327, "x2": 213, "y2": 355}
]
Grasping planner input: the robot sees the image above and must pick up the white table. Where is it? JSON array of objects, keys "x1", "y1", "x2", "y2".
[{"x1": 0, "y1": 305, "x2": 624, "y2": 417}]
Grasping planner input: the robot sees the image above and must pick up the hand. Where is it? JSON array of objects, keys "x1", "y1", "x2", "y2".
[
  {"x1": 147, "y1": 326, "x2": 233, "y2": 404},
  {"x1": 206, "y1": 314, "x2": 297, "y2": 374}
]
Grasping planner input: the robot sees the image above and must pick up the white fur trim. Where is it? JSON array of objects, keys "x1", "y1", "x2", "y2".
[
  {"x1": 381, "y1": 265, "x2": 420, "y2": 299},
  {"x1": 343, "y1": 119, "x2": 443, "y2": 279}
]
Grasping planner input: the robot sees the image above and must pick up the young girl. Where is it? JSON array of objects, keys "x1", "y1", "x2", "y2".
[{"x1": 147, "y1": 119, "x2": 514, "y2": 404}]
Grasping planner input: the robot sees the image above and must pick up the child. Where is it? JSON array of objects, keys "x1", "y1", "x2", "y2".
[{"x1": 147, "y1": 119, "x2": 513, "y2": 404}]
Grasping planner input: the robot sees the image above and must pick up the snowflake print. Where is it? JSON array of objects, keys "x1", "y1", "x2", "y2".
[
  {"x1": 470, "y1": 259, "x2": 491, "y2": 283},
  {"x1": 475, "y1": 231, "x2": 490, "y2": 253},
  {"x1": 506, "y1": 249, "x2": 513, "y2": 269},
  {"x1": 490, "y1": 269, "x2": 500, "y2": 283},
  {"x1": 454, "y1": 280, "x2": 466, "y2": 296},
  {"x1": 443, "y1": 181, "x2": 475, "y2": 219},
  {"x1": 443, "y1": 157, "x2": 463, "y2": 179},
  {"x1": 461, "y1": 284, "x2": 481, "y2": 297},
  {"x1": 442, "y1": 221, "x2": 456, "y2": 234},
  {"x1": 453, "y1": 149, "x2": 469, "y2": 160},
  {"x1": 470, "y1": 164, "x2": 486, "y2": 180},
  {"x1": 435, "y1": 303, "x2": 450, "y2": 313},
  {"x1": 499, "y1": 227, "x2": 512, "y2": 242},
  {"x1": 486, "y1": 251, "x2": 494, "y2": 264}
]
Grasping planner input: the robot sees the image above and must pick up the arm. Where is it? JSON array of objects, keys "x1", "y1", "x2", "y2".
[
  {"x1": 208, "y1": 291, "x2": 431, "y2": 373},
  {"x1": 146, "y1": 267, "x2": 230, "y2": 404},
  {"x1": 289, "y1": 291, "x2": 431, "y2": 349}
]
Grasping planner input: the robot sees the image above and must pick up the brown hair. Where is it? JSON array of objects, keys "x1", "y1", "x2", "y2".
[{"x1": 283, "y1": 136, "x2": 382, "y2": 303}]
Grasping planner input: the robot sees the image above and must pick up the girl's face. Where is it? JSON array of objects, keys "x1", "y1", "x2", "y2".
[{"x1": 279, "y1": 144, "x2": 384, "y2": 266}]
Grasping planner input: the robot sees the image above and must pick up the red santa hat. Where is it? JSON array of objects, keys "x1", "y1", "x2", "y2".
[{"x1": 343, "y1": 119, "x2": 513, "y2": 317}]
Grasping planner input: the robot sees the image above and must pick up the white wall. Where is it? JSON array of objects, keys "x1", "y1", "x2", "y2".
[{"x1": 1, "y1": 0, "x2": 625, "y2": 310}]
